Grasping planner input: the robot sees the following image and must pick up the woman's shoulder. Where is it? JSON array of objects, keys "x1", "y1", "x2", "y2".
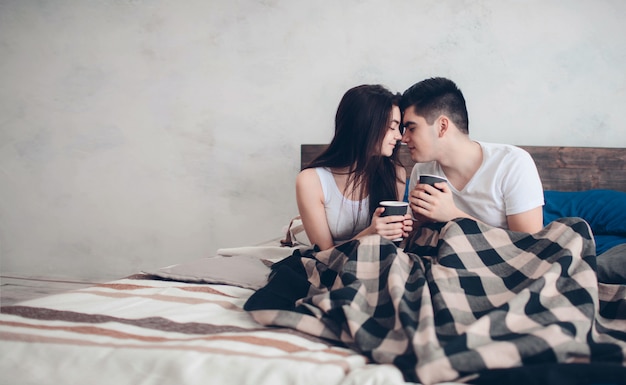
[
  {"x1": 298, "y1": 167, "x2": 329, "y2": 178},
  {"x1": 297, "y1": 167, "x2": 318, "y2": 181},
  {"x1": 297, "y1": 167, "x2": 329, "y2": 188}
]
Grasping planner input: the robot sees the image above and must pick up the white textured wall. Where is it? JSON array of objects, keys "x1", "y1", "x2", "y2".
[{"x1": 1, "y1": 0, "x2": 625, "y2": 280}]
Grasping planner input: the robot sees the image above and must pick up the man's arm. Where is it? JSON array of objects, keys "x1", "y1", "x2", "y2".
[{"x1": 506, "y1": 206, "x2": 544, "y2": 233}]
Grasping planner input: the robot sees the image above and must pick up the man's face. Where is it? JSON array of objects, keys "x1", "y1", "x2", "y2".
[{"x1": 401, "y1": 106, "x2": 437, "y2": 162}]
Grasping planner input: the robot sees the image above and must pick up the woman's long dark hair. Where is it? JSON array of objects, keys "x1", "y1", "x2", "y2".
[{"x1": 305, "y1": 84, "x2": 404, "y2": 220}]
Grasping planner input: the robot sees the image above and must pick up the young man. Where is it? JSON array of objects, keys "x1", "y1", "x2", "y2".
[{"x1": 400, "y1": 77, "x2": 544, "y2": 233}]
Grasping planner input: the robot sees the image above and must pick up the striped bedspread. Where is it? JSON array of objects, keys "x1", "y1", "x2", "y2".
[
  {"x1": 245, "y1": 218, "x2": 626, "y2": 385},
  {"x1": 0, "y1": 274, "x2": 415, "y2": 385}
]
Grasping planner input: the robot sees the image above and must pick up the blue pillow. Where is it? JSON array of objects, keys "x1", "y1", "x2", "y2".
[
  {"x1": 543, "y1": 190, "x2": 626, "y2": 235},
  {"x1": 543, "y1": 190, "x2": 626, "y2": 255},
  {"x1": 595, "y1": 234, "x2": 626, "y2": 255}
]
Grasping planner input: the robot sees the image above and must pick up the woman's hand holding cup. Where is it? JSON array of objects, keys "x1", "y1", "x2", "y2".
[{"x1": 378, "y1": 201, "x2": 412, "y2": 242}]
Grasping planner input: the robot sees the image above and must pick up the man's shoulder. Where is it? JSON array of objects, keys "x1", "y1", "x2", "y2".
[
  {"x1": 479, "y1": 141, "x2": 531, "y2": 160},
  {"x1": 479, "y1": 141, "x2": 519, "y2": 151}
]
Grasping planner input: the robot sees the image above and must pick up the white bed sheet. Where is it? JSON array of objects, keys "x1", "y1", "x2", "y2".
[{"x1": 0, "y1": 271, "x2": 447, "y2": 385}]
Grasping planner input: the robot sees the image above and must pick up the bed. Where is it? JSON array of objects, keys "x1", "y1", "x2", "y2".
[{"x1": 1, "y1": 144, "x2": 625, "y2": 385}]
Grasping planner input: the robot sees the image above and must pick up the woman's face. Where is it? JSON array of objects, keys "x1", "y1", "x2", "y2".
[{"x1": 380, "y1": 105, "x2": 402, "y2": 157}]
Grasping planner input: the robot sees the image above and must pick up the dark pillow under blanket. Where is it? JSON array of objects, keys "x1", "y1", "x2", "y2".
[
  {"x1": 596, "y1": 243, "x2": 626, "y2": 284},
  {"x1": 543, "y1": 190, "x2": 626, "y2": 254}
]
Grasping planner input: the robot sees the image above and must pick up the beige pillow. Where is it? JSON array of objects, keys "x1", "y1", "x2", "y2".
[{"x1": 142, "y1": 255, "x2": 271, "y2": 290}]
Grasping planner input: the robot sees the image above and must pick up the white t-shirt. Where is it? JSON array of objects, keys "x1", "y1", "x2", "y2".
[
  {"x1": 408, "y1": 142, "x2": 544, "y2": 229},
  {"x1": 315, "y1": 168, "x2": 370, "y2": 244}
]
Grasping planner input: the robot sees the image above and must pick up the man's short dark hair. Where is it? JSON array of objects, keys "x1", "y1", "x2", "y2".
[{"x1": 400, "y1": 77, "x2": 469, "y2": 134}]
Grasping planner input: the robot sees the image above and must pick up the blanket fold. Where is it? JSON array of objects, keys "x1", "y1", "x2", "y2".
[{"x1": 244, "y1": 217, "x2": 626, "y2": 384}]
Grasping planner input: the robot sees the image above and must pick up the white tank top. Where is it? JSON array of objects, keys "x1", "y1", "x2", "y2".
[{"x1": 315, "y1": 168, "x2": 370, "y2": 244}]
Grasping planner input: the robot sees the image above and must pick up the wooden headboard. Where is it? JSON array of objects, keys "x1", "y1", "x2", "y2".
[{"x1": 301, "y1": 144, "x2": 626, "y2": 192}]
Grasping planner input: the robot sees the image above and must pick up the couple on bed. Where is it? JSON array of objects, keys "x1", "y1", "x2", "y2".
[
  {"x1": 252, "y1": 77, "x2": 626, "y2": 384},
  {"x1": 297, "y1": 77, "x2": 545, "y2": 250}
]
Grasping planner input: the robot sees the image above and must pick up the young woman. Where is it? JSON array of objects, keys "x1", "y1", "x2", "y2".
[{"x1": 296, "y1": 84, "x2": 412, "y2": 250}]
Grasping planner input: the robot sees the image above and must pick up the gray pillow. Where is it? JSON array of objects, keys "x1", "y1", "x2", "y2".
[{"x1": 597, "y1": 243, "x2": 626, "y2": 284}]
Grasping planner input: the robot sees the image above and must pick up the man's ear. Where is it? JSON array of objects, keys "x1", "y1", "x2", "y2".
[{"x1": 437, "y1": 116, "x2": 449, "y2": 137}]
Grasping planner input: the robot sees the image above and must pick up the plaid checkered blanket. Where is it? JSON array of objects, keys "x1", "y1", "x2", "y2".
[{"x1": 244, "y1": 218, "x2": 626, "y2": 384}]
